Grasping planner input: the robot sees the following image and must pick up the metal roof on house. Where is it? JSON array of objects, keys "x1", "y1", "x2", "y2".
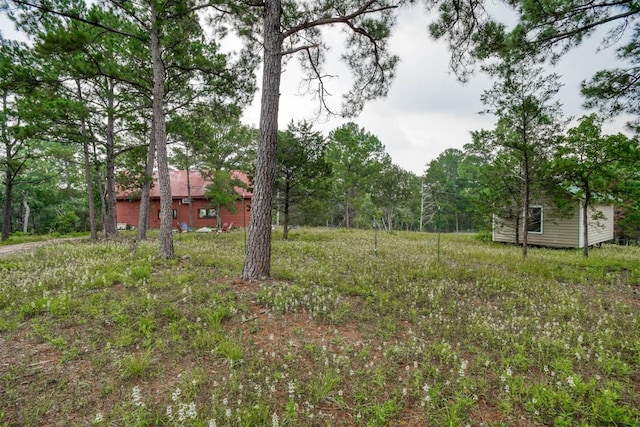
[{"x1": 117, "y1": 170, "x2": 252, "y2": 199}]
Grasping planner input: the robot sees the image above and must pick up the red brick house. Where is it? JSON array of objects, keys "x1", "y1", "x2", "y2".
[{"x1": 116, "y1": 170, "x2": 252, "y2": 230}]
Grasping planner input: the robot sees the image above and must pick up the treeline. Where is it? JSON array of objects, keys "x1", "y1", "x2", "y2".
[
  {"x1": 2, "y1": 0, "x2": 640, "y2": 251},
  {"x1": 0, "y1": 0, "x2": 256, "y2": 242}
]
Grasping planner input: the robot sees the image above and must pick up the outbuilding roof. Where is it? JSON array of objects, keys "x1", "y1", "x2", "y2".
[{"x1": 117, "y1": 169, "x2": 252, "y2": 199}]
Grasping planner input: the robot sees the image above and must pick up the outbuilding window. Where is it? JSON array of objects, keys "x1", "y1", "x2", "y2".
[
  {"x1": 198, "y1": 208, "x2": 216, "y2": 218},
  {"x1": 528, "y1": 206, "x2": 543, "y2": 233},
  {"x1": 157, "y1": 209, "x2": 177, "y2": 219}
]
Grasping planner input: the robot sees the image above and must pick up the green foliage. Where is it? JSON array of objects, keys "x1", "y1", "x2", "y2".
[
  {"x1": 467, "y1": 56, "x2": 566, "y2": 256},
  {"x1": 275, "y1": 120, "x2": 331, "y2": 238},
  {"x1": 430, "y1": 0, "x2": 640, "y2": 133},
  {"x1": 170, "y1": 113, "x2": 257, "y2": 174},
  {"x1": 552, "y1": 114, "x2": 639, "y2": 255},
  {"x1": 325, "y1": 122, "x2": 389, "y2": 229},
  {"x1": 51, "y1": 210, "x2": 80, "y2": 234},
  {"x1": 423, "y1": 148, "x2": 479, "y2": 232},
  {"x1": 203, "y1": 169, "x2": 247, "y2": 218}
]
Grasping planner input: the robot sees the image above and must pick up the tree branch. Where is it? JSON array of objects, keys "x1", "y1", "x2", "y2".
[
  {"x1": 301, "y1": 46, "x2": 337, "y2": 117},
  {"x1": 281, "y1": 43, "x2": 319, "y2": 56},
  {"x1": 8, "y1": 0, "x2": 146, "y2": 42},
  {"x1": 533, "y1": 8, "x2": 639, "y2": 48},
  {"x1": 282, "y1": 0, "x2": 398, "y2": 39}
]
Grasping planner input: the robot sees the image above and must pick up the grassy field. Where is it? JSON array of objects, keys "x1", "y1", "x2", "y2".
[{"x1": 0, "y1": 228, "x2": 638, "y2": 426}]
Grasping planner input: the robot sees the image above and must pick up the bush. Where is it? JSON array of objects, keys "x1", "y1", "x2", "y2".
[
  {"x1": 51, "y1": 210, "x2": 80, "y2": 234},
  {"x1": 474, "y1": 230, "x2": 492, "y2": 242}
]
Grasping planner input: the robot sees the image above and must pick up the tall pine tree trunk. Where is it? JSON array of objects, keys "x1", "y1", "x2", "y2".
[
  {"x1": 1, "y1": 91, "x2": 12, "y2": 241},
  {"x1": 83, "y1": 135, "x2": 97, "y2": 241},
  {"x1": 77, "y1": 80, "x2": 98, "y2": 242},
  {"x1": 137, "y1": 122, "x2": 156, "y2": 241},
  {"x1": 582, "y1": 185, "x2": 591, "y2": 258},
  {"x1": 151, "y1": 5, "x2": 174, "y2": 259},
  {"x1": 282, "y1": 178, "x2": 290, "y2": 240},
  {"x1": 104, "y1": 79, "x2": 118, "y2": 238},
  {"x1": 522, "y1": 152, "x2": 530, "y2": 258},
  {"x1": 97, "y1": 163, "x2": 108, "y2": 235},
  {"x1": 187, "y1": 163, "x2": 194, "y2": 231},
  {"x1": 241, "y1": 0, "x2": 283, "y2": 280},
  {"x1": 2, "y1": 172, "x2": 13, "y2": 241}
]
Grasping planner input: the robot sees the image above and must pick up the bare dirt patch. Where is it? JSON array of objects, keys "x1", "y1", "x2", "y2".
[{"x1": 0, "y1": 238, "x2": 87, "y2": 258}]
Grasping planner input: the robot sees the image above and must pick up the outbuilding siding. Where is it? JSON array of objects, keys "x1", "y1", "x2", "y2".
[
  {"x1": 580, "y1": 205, "x2": 614, "y2": 247},
  {"x1": 116, "y1": 170, "x2": 251, "y2": 230},
  {"x1": 493, "y1": 203, "x2": 613, "y2": 248}
]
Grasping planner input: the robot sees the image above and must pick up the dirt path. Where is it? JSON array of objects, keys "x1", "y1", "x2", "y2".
[{"x1": 0, "y1": 237, "x2": 87, "y2": 258}]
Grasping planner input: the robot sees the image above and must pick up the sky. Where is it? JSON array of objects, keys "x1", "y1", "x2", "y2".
[
  {"x1": 1, "y1": 5, "x2": 633, "y2": 175},
  {"x1": 240, "y1": 6, "x2": 633, "y2": 175}
]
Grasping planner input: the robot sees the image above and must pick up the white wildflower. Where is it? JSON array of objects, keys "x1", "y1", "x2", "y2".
[
  {"x1": 131, "y1": 386, "x2": 144, "y2": 407},
  {"x1": 567, "y1": 376, "x2": 575, "y2": 388},
  {"x1": 186, "y1": 402, "x2": 197, "y2": 419},
  {"x1": 288, "y1": 381, "x2": 295, "y2": 397},
  {"x1": 459, "y1": 359, "x2": 468, "y2": 377},
  {"x1": 166, "y1": 405, "x2": 173, "y2": 421}
]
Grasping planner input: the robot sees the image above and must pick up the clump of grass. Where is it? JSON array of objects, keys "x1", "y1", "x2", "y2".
[{"x1": 119, "y1": 350, "x2": 153, "y2": 380}]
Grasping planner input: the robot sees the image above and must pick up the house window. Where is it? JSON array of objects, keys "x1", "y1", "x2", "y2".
[
  {"x1": 198, "y1": 208, "x2": 217, "y2": 218},
  {"x1": 527, "y1": 206, "x2": 543, "y2": 233},
  {"x1": 158, "y1": 209, "x2": 177, "y2": 219}
]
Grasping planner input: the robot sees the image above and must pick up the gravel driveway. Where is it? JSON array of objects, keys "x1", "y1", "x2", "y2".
[{"x1": 0, "y1": 238, "x2": 86, "y2": 258}]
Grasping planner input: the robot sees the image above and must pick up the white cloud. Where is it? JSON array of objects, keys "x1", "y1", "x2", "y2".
[{"x1": 0, "y1": 15, "x2": 22, "y2": 40}]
